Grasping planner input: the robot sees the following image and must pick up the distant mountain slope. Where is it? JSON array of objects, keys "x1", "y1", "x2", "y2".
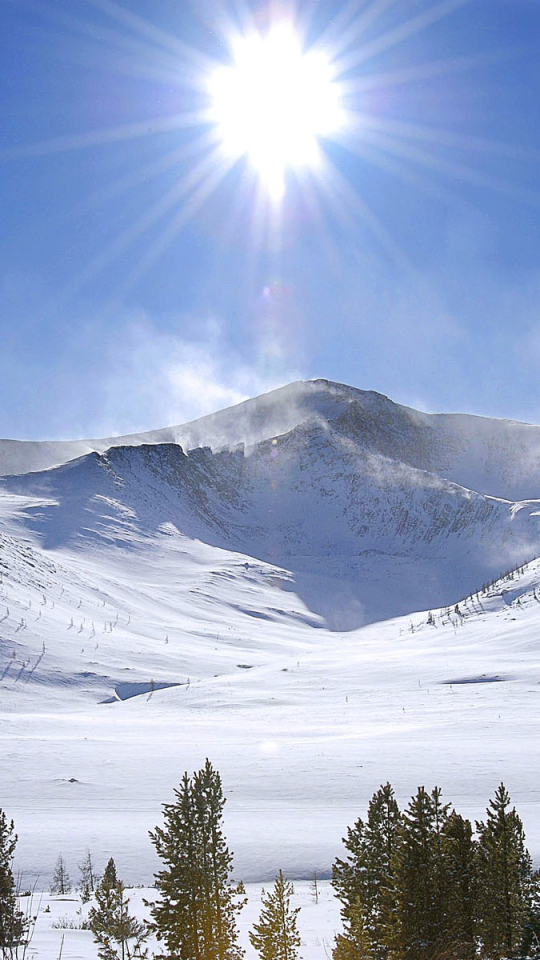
[
  {"x1": 3, "y1": 412, "x2": 540, "y2": 628},
  {"x1": 2, "y1": 379, "x2": 540, "y2": 501},
  {"x1": 2, "y1": 505, "x2": 540, "y2": 883}
]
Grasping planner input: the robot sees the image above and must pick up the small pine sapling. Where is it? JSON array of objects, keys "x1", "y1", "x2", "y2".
[
  {"x1": 50, "y1": 856, "x2": 71, "y2": 896},
  {"x1": 250, "y1": 871, "x2": 301, "y2": 960}
]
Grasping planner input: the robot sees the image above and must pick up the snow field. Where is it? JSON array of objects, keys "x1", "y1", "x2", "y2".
[
  {"x1": 3, "y1": 380, "x2": 540, "y2": 889},
  {"x1": 24, "y1": 882, "x2": 339, "y2": 960}
]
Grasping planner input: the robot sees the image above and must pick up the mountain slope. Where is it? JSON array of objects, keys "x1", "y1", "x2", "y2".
[
  {"x1": 3, "y1": 378, "x2": 540, "y2": 501},
  {"x1": 2, "y1": 526, "x2": 540, "y2": 884},
  {"x1": 3, "y1": 411, "x2": 540, "y2": 628},
  {"x1": 3, "y1": 379, "x2": 540, "y2": 884}
]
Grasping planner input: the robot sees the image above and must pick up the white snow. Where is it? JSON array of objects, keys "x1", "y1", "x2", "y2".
[
  {"x1": 24, "y1": 882, "x2": 339, "y2": 960},
  {"x1": 1, "y1": 378, "x2": 540, "y2": 921}
]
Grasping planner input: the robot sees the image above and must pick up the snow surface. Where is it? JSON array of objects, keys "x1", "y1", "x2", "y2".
[
  {"x1": 24, "y1": 882, "x2": 339, "y2": 960},
  {"x1": 1, "y1": 379, "x2": 540, "y2": 897},
  {"x1": 4, "y1": 378, "x2": 540, "y2": 501}
]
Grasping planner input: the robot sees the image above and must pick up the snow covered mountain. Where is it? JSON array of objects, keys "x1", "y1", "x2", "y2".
[
  {"x1": 3, "y1": 378, "x2": 540, "y2": 501},
  {"x1": 2, "y1": 379, "x2": 540, "y2": 885},
  {"x1": 3, "y1": 380, "x2": 540, "y2": 627}
]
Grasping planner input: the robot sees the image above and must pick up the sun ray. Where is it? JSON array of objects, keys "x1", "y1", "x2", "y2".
[
  {"x1": 340, "y1": 137, "x2": 469, "y2": 209},
  {"x1": 314, "y1": 0, "x2": 403, "y2": 60},
  {"x1": 334, "y1": 0, "x2": 473, "y2": 75},
  {"x1": 25, "y1": 1, "x2": 198, "y2": 88},
  {"x1": 355, "y1": 125, "x2": 540, "y2": 205},
  {"x1": 70, "y1": 132, "x2": 220, "y2": 218},
  {"x1": 315, "y1": 153, "x2": 413, "y2": 273},
  {"x1": 0, "y1": 113, "x2": 207, "y2": 162},
  {"x1": 85, "y1": 0, "x2": 216, "y2": 71},
  {"x1": 356, "y1": 113, "x2": 540, "y2": 161},
  {"x1": 103, "y1": 153, "x2": 240, "y2": 303},
  {"x1": 341, "y1": 47, "x2": 517, "y2": 95},
  {"x1": 291, "y1": 167, "x2": 349, "y2": 271},
  {"x1": 47, "y1": 141, "x2": 231, "y2": 311}
]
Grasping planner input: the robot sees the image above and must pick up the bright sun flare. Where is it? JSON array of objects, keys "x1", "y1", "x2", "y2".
[{"x1": 209, "y1": 23, "x2": 345, "y2": 201}]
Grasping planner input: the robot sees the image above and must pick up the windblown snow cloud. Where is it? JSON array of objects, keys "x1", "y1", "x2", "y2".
[{"x1": 95, "y1": 314, "x2": 303, "y2": 437}]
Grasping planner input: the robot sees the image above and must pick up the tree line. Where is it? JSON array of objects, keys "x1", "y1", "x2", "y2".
[
  {"x1": 1, "y1": 764, "x2": 539, "y2": 960},
  {"x1": 332, "y1": 782, "x2": 540, "y2": 960}
]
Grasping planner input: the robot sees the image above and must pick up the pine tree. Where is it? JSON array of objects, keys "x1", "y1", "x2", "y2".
[
  {"x1": 249, "y1": 872, "x2": 300, "y2": 960},
  {"x1": 333, "y1": 783, "x2": 401, "y2": 960},
  {"x1": 386, "y1": 786, "x2": 452, "y2": 960},
  {"x1": 89, "y1": 862, "x2": 119, "y2": 944},
  {"x1": 89, "y1": 875, "x2": 147, "y2": 960},
  {"x1": 441, "y1": 811, "x2": 477, "y2": 959},
  {"x1": 79, "y1": 849, "x2": 97, "y2": 902},
  {"x1": 522, "y1": 869, "x2": 540, "y2": 958},
  {"x1": 50, "y1": 855, "x2": 71, "y2": 895},
  {"x1": 149, "y1": 759, "x2": 245, "y2": 960},
  {"x1": 476, "y1": 783, "x2": 532, "y2": 959},
  {"x1": 333, "y1": 898, "x2": 372, "y2": 960},
  {"x1": 103, "y1": 858, "x2": 118, "y2": 889},
  {"x1": 0, "y1": 811, "x2": 27, "y2": 955}
]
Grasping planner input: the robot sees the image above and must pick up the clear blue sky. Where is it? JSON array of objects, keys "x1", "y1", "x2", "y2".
[{"x1": 2, "y1": 0, "x2": 540, "y2": 439}]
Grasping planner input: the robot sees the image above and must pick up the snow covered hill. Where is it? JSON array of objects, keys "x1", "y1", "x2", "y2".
[
  {"x1": 3, "y1": 378, "x2": 540, "y2": 501},
  {"x1": 2, "y1": 379, "x2": 540, "y2": 886}
]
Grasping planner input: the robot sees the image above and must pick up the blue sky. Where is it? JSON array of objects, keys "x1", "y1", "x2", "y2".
[{"x1": 2, "y1": 0, "x2": 540, "y2": 439}]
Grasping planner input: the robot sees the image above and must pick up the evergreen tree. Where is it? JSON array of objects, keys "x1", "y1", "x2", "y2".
[
  {"x1": 0, "y1": 811, "x2": 27, "y2": 956},
  {"x1": 249, "y1": 872, "x2": 300, "y2": 960},
  {"x1": 89, "y1": 863, "x2": 119, "y2": 945},
  {"x1": 149, "y1": 759, "x2": 245, "y2": 960},
  {"x1": 521, "y1": 869, "x2": 540, "y2": 958},
  {"x1": 476, "y1": 783, "x2": 532, "y2": 959},
  {"x1": 103, "y1": 858, "x2": 118, "y2": 889},
  {"x1": 441, "y1": 811, "x2": 477, "y2": 959},
  {"x1": 89, "y1": 876, "x2": 147, "y2": 960},
  {"x1": 386, "y1": 786, "x2": 451, "y2": 960},
  {"x1": 79, "y1": 849, "x2": 97, "y2": 902},
  {"x1": 333, "y1": 783, "x2": 401, "y2": 960},
  {"x1": 333, "y1": 897, "x2": 371, "y2": 960},
  {"x1": 50, "y1": 855, "x2": 71, "y2": 895}
]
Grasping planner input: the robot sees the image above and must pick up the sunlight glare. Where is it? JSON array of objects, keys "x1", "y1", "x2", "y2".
[{"x1": 209, "y1": 22, "x2": 345, "y2": 201}]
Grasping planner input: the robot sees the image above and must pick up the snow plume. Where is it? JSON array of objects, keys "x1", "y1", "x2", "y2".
[{"x1": 95, "y1": 314, "x2": 302, "y2": 438}]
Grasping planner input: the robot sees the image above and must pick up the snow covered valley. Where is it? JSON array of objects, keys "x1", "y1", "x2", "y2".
[
  {"x1": 21, "y1": 882, "x2": 339, "y2": 960},
  {"x1": 1, "y1": 380, "x2": 540, "y2": 890}
]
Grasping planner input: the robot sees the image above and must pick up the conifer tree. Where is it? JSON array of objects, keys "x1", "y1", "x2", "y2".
[
  {"x1": 79, "y1": 849, "x2": 97, "y2": 902},
  {"x1": 521, "y1": 869, "x2": 540, "y2": 958},
  {"x1": 89, "y1": 874, "x2": 147, "y2": 960},
  {"x1": 333, "y1": 783, "x2": 401, "y2": 960},
  {"x1": 476, "y1": 783, "x2": 532, "y2": 959},
  {"x1": 149, "y1": 759, "x2": 244, "y2": 960},
  {"x1": 50, "y1": 855, "x2": 71, "y2": 895},
  {"x1": 89, "y1": 859, "x2": 120, "y2": 943},
  {"x1": 0, "y1": 811, "x2": 27, "y2": 955},
  {"x1": 103, "y1": 858, "x2": 118, "y2": 889},
  {"x1": 333, "y1": 898, "x2": 371, "y2": 960},
  {"x1": 441, "y1": 811, "x2": 477, "y2": 959},
  {"x1": 386, "y1": 786, "x2": 451, "y2": 960},
  {"x1": 249, "y1": 871, "x2": 300, "y2": 960}
]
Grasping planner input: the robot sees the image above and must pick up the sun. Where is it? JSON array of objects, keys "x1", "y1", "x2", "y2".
[{"x1": 208, "y1": 22, "x2": 345, "y2": 201}]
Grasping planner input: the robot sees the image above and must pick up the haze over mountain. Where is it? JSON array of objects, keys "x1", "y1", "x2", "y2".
[
  {"x1": 4, "y1": 378, "x2": 540, "y2": 501},
  {"x1": 2, "y1": 379, "x2": 540, "y2": 628},
  {"x1": 2, "y1": 378, "x2": 540, "y2": 884}
]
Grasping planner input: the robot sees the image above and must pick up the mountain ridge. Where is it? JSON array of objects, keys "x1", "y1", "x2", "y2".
[
  {"x1": 3, "y1": 401, "x2": 540, "y2": 628},
  {"x1": 3, "y1": 378, "x2": 540, "y2": 501}
]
